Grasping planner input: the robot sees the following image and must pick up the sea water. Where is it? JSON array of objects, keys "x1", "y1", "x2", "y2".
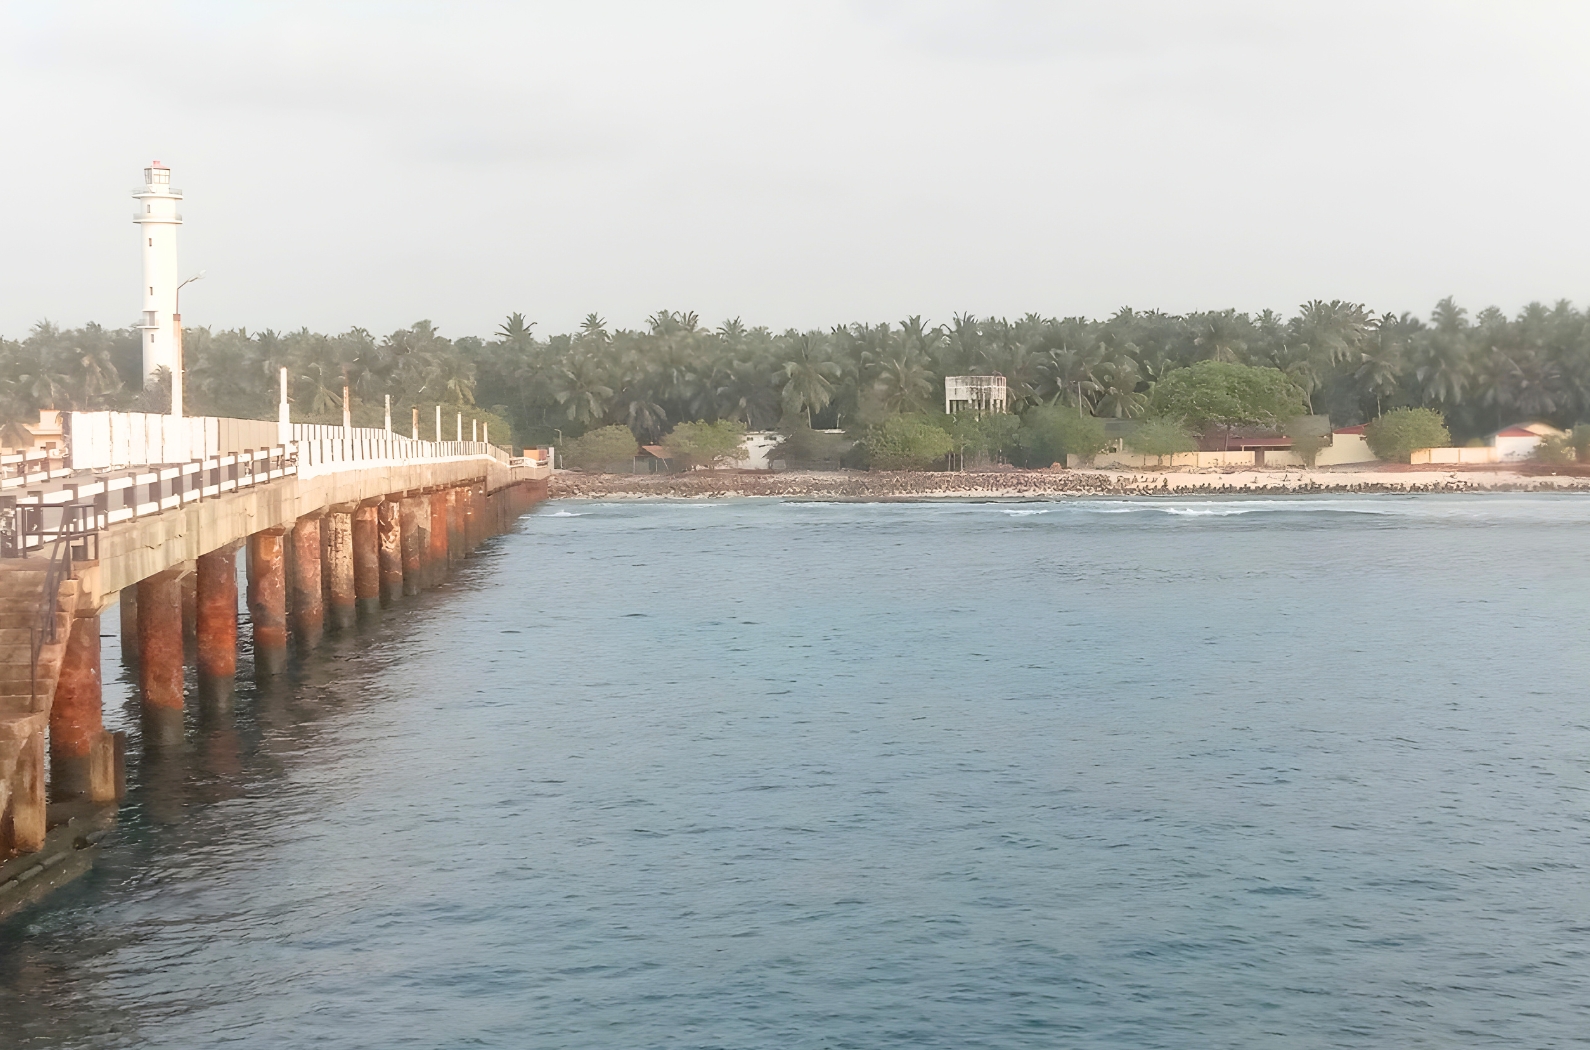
[{"x1": 2, "y1": 495, "x2": 1589, "y2": 1048}]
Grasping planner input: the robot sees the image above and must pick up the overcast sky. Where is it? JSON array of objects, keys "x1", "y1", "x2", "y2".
[{"x1": 4, "y1": 1, "x2": 1589, "y2": 340}]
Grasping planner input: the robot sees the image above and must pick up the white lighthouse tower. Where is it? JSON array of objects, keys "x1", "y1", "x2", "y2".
[{"x1": 132, "y1": 161, "x2": 183, "y2": 387}]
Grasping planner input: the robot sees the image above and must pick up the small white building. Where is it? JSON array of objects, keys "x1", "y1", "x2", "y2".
[
  {"x1": 945, "y1": 376, "x2": 1007, "y2": 415},
  {"x1": 729, "y1": 431, "x2": 783, "y2": 471},
  {"x1": 1492, "y1": 422, "x2": 1565, "y2": 461},
  {"x1": 0, "y1": 409, "x2": 67, "y2": 454}
]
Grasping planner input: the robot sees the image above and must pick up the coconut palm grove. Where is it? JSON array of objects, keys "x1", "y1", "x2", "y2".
[{"x1": 5, "y1": 297, "x2": 1588, "y2": 458}]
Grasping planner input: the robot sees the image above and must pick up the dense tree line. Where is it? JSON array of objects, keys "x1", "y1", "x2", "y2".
[{"x1": 6, "y1": 297, "x2": 1590, "y2": 446}]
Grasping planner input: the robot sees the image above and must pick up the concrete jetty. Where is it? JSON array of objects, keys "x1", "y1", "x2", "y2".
[{"x1": 0, "y1": 410, "x2": 549, "y2": 918}]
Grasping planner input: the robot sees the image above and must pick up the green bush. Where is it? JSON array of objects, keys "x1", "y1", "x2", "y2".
[
  {"x1": 1570, "y1": 425, "x2": 1590, "y2": 461},
  {"x1": 770, "y1": 420, "x2": 852, "y2": 470},
  {"x1": 661, "y1": 420, "x2": 747, "y2": 470},
  {"x1": 1364, "y1": 408, "x2": 1450, "y2": 462},
  {"x1": 1533, "y1": 434, "x2": 1575, "y2": 465},
  {"x1": 949, "y1": 412, "x2": 1022, "y2": 466},
  {"x1": 1017, "y1": 406, "x2": 1110, "y2": 467},
  {"x1": 865, "y1": 414, "x2": 954, "y2": 470},
  {"x1": 1150, "y1": 361, "x2": 1308, "y2": 431},
  {"x1": 1127, "y1": 417, "x2": 1197, "y2": 466},
  {"x1": 562, "y1": 424, "x2": 638, "y2": 471},
  {"x1": 1284, "y1": 416, "x2": 1331, "y2": 467}
]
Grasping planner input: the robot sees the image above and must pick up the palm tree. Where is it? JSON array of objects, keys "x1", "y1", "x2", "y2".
[
  {"x1": 549, "y1": 355, "x2": 613, "y2": 427},
  {"x1": 70, "y1": 344, "x2": 122, "y2": 410},
  {"x1": 1355, "y1": 314, "x2": 1410, "y2": 417},
  {"x1": 429, "y1": 353, "x2": 477, "y2": 406},
  {"x1": 871, "y1": 353, "x2": 935, "y2": 413},
  {"x1": 943, "y1": 313, "x2": 984, "y2": 377},
  {"x1": 777, "y1": 334, "x2": 840, "y2": 426},
  {"x1": 1290, "y1": 300, "x2": 1371, "y2": 366},
  {"x1": 1409, "y1": 301, "x2": 1471, "y2": 409},
  {"x1": 296, "y1": 360, "x2": 344, "y2": 416},
  {"x1": 1091, "y1": 357, "x2": 1147, "y2": 418},
  {"x1": 713, "y1": 353, "x2": 779, "y2": 428},
  {"x1": 1189, "y1": 309, "x2": 1249, "y2": 362},
  {"x1": 497, "y1": 312, "x2": 536, "y2": 350}
]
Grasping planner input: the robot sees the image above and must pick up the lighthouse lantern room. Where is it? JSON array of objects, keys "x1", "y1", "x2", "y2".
[{"x1": 133, "y1": 162, "x2": 183, "y2": 386}]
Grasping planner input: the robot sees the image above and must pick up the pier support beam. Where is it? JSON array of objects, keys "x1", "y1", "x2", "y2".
[
  {"x1": 464, "y1": 480, "x2": 480, "y2": 550},
  {"x1": 247, "y1": 528, "x2": 288, "y2": 676},
  {"x1": 119, "y1": 587, "x2": 137, "y2": 666},
  {"x1": 196, "y1": 543, "x2": 239, "y2": 707},
  {"x1": 49, "y1": 610, "x2": 116, "y2": 802},
  {"x1": 353, "y1": 502, "x2": 381, "y2": 617},
  {"x1": 378, "y1": 499, "x2": 404, "y2": 604},
  {"x1": 428, "y1": 490, "x2": 449, "y2": 585},
  {"x1": 324, "y1": 508, "x2": 357, "y2": 631},
  {"x1": 290, "y1": 516, "x2": 324, "y2": 649},
  {"x1": 446, "y1": 487, "x2": 464, "y2": 567},
  {"x1": 137, "y1": 569, "x2": 186, "y2": 748},
  {"x1": 180, "y1": 567, "x2": 198, "y2": 648},
  {"x1": 399, "y1": 496, "x2": 424, "y2": 596}
]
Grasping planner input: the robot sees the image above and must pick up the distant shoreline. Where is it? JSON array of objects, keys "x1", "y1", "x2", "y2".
[{"x1": 548, "y1": 466, "x2": 1590, "y2": 500}]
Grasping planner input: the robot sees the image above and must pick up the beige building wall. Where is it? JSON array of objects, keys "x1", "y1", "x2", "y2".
[
  {"x1": 1314, "y1": 433, "x2": 1377, "y2": 466},
  {"x1": 1410, "y1": 446, "x2": 1500, "y2": 465}
]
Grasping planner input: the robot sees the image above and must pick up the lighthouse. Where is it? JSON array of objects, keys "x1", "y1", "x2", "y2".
[{"x1": 133, "y1": 161, "x2": 183, "y2": 387}]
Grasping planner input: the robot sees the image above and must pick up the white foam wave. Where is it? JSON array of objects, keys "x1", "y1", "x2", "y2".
[{"x1": 1079, "y1": 499, "x2": 1397, "y2": 518}]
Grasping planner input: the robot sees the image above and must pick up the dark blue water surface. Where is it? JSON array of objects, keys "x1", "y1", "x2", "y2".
[{"x1": 4, "y1": 495, "x2": 1590, "y2": 1048}]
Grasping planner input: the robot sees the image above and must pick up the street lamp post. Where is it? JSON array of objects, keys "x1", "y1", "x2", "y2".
[{"x1": 172, "y1": 271, "x2": 205, "y2": 420}]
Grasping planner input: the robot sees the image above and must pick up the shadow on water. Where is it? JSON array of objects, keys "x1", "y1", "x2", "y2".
[{"x1": 0, "y1": 535, "x2": 517, "y2": 1048}]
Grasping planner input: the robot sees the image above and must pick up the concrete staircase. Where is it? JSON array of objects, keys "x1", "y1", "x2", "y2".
[{"x1": 0, "y1": 562, "x2": 81, "y2": 858}]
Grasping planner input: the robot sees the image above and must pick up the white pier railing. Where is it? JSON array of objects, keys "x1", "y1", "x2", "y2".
[
  {"x1": 290, "y1": 423, "x2": 509, "y2": 478},
  {"x1": 2, "y1": 413, "x2": 523, "y2": 557}
]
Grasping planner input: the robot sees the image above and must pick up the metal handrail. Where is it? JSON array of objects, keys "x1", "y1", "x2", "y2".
[{"x1": 29, "y1": 536, "x2": 72, "y2": 706}]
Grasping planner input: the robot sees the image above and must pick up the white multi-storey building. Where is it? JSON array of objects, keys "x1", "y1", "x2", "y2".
[
  {"x1": 132, "y1": 162, "x2": 183, "y2": 385},
  {"x1": 945, "y1": 375, "x2": 1008, "y2": 415}
]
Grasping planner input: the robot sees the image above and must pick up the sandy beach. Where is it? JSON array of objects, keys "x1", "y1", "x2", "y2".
[{"x1": 548, "y1": 465, "x2": 1590, "y2": 500}]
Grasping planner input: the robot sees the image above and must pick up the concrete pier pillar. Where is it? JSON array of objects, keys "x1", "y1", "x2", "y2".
[
  {"x1": 399, "y1": 496, "x2": 424, "y2": 596},
  {"x1": 49, "y1": 610, "x2": 117, "y2": 802},
  {"x1": 290, "y1": 514, "x2": 325, "y2": 649},
  {"x1": 324, "y1": 508, "x2": 357, "y2": 631},
  {"x1": 137, "y1": 569, "x2": 186, "y2": 748},
  {"x1": 119, "y1": 587, "x2": 137, "y2": 666},
  {"x1": 354, "y1": 503, "x2": 382, "y2": 616},
  {"x1": 429, "y1": 490, "x2": 450, "y2": 584},
  {"x1": 377, "y1": 499, "x2": 404, "y2": 604},
  {"x1": 196, "y1": 544, "x2": 239, "y2": 706},
  {"x1": 6, "y1": 731, "x2": 45, "y2": 855},
  {"x1": 247, "y1": 528, "x2": 288, "y2": 676},
  {"x1": 283, "y1": 523, "x2": 296, "y2": 619}
]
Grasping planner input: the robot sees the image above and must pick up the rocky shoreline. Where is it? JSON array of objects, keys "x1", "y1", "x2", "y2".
[{"x1": 548, "y1": 466, "x2": 1590, "y2": 500}]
